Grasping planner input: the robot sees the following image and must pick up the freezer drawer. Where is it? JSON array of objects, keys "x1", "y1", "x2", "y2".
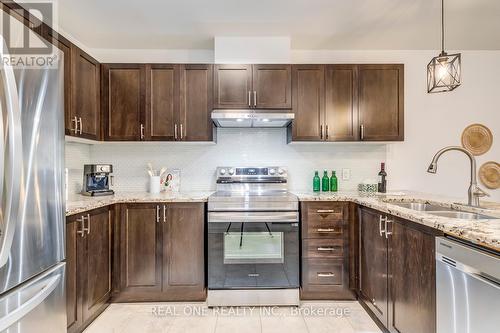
[{"x1": 0, "y1": 263, "x2": 66, "y2": 333}]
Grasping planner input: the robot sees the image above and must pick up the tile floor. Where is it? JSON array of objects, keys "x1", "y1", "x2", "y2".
[{"x1": 83, "y1": 301, "x2": 382, "y2": 333}]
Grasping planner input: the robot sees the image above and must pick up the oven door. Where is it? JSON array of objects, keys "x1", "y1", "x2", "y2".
[{"x1": 208, "y1": 212, "x2": 299, "y2": 289}]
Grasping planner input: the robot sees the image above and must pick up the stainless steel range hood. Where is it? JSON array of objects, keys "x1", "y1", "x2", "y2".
[{"x1": 211, "y1": 110, "x2": 294, "y2": 128}]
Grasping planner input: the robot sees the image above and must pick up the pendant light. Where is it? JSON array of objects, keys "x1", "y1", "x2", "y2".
[{"x1": 427, "y1": 0, "x2": 461, "y2": 93}]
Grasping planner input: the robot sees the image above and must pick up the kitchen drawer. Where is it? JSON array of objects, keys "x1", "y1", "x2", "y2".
[
  {"x1": 302, "y1": 258, "x2": 343, "y2": 286},
  {"x1": 303, "y1": 239, "x2": 344, "y2": 259},
  {"x1": 303, "y1": 202, "x2": 345, "y2": 222},
  {"x1": 305, "y1": 221, "x2": 343, "y2": 238}
]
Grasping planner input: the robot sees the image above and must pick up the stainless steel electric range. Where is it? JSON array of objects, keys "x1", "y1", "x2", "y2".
[{"x1": 207, "y1": 166, "x2": 299, "y2": 306}]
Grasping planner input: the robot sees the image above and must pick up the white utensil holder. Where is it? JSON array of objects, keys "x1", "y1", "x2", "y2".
[{"x1": 149, "y1": 176, "x2": 161, "y2": 194}]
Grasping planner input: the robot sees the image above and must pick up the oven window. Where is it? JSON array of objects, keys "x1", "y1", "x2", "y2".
[{"x1": 224, "y1": 232, "x2": 284, "y2": 264}]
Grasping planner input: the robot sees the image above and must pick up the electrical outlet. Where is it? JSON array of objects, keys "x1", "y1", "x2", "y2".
[{"x1": 342, "y1": 168, "x2": 350, "y2": 181}]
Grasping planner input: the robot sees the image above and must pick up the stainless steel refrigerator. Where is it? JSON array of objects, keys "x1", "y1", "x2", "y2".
[{"x1": 0, "y1": 26, "x2": 66, "y2": 333}]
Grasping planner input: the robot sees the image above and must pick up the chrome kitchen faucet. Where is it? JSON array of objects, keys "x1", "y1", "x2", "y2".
[{"x1": 427, "y1": 146, "x2": 489, "y2": 207}]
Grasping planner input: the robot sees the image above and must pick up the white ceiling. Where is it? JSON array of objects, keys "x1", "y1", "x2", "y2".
[{"x1": 56, "y1": 0, "x2": 500, "y2": 50}]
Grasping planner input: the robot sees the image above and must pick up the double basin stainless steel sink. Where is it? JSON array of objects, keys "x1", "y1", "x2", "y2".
[{"x1": 386, "y1": 202, "x2": 498, "y2": 220}]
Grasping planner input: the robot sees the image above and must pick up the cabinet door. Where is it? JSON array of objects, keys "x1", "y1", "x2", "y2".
[
  {"x1": 146, "y1": 64, "x2": 179, "y2": 141},
  {"x1": 213, "y1": 64, "x2": 252, "y2": 109},
  {"x1": 48, "y1": 33, "x2": 74, "y2": 136},
  {"x1": 163, "y1": 203, "x2": 205, "y2": 300},
  {"x1": 179, "y1": 64, "x2": 214, "y2": 141},
  {"x1": 388, "y1": 219, "x2": 436, "y2": 333},
  {"x1": 72, "y1": 46, "x2": 100, "y2": 140},
  {"x1": 102, "y1": 64, "x2": 146, "y2": 141},
  {"x1": 325, "y1": 65, "x2": 358, "y2": 141},
  {"x1": 82, "y1": 207, "x2": 112, "y2": 322},
  {"x1": 119, "y1": 204, "x2": 162, "y2": 296},
  {"x1": 66, "y1": 216, "x2": 83, "y2": 333},
  {"x1": 253, "y1": 64, "x2": 291, "y2": 109},
  {"x1": 358, "y1": 64, "x2": 404, "y2": 141},
  {"x1": 359, "y1": 207, "x2": 388, "y2": 326},
  {"x1": 290, "y1": 65, "x2": 325, "y2": 141}
]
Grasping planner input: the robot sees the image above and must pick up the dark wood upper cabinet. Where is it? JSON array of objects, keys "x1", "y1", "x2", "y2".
[
  {"x1": 118, "y1": 204, "x2": 162, "y2": 299},
  {"x1": 58, "y1": 39, "x2": 74, "y2": 136},
  {"x1": 290, "y1": 65, "x2": 325, "y2": 141},
  {"x1": 163, "y1": 203, "x2": 205, "y2": 300},
  {"x1": 358, "y1": 207, "x2": 389, "y2": 327},
  {"x1": 214, "y1": 64, "x2": 291, "y2": 110},
  {"x1": 213, "y1": 64, "x2": 252, "y2": 109},
  {"x1": 358, "y1": 64, "x2": 404, "y2": 141},
  {"x1": 145, "y1": 64, "x2": 179, "y2": 141},
  {"x1": 72, "y1": 46, "x2": 101, "y2": 140},
  {"x1": 179, "y1": 64, "x2": 214, "y2": 141},
  {"x1": 102, "y1": 64, "x2": 146, "y2": 141},
  {"x1": 253, "y1": 64, "x2": 291, "y2": 109},
  {"x1": 325, "y1": 65, "x2": 358, "y2": 141},
  {"x1": 43, "y1": 28, "x2": 74, "y2": 136}
]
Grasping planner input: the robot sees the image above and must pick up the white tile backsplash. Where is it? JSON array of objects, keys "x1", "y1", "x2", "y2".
[
  {"x1": 81, "y1": 128, "x2": 387, "y2": 193},
  {"x1": 65, "y1": 142, "x2": 91, "y2": 194}
]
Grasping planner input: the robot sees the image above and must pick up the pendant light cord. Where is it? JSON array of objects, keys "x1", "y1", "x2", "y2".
[{"x1": 441, "y1": 0, "x2": 445, "y2": 53}]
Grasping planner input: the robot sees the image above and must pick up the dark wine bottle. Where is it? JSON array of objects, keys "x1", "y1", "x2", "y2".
[{"x1": 378, "y1": 163, "x2": 387, "y2": 193}]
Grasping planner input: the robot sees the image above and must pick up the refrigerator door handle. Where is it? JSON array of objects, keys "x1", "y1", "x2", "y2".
[
  {"x1": 0, "y1": 36, "x2": 23, "y2": 268},
  {"x1": 0, "y1": 273, "x2": 61, "y2": 332}
]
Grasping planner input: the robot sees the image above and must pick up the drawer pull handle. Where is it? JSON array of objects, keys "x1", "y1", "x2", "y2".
[
  {"x1": 248, "y1": 273, "x2": 260, "y2": 277},
  {"x1": 316, "y1": 209, "x2": 335, "y2": 213},
  {"x1": 317, "y1": 272, "x2": 335, "y2": 277},
  {"x1": 317, "y1": 247, "x2": 336, "y2": 251},
  {"x1": 317, "y1": 228, "x2": 337, "y2": 232}
]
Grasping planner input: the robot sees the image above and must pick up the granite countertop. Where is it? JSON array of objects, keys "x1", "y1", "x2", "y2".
[
  {"x1": 67, "y1": 190, "x2": 500, "y2": 252},
  {"x1": 66, "y1": 191, "x2": 214, "y2": 216},
  {"x1": 293, "y1": 191, "x2": 500, "y2": 252}
]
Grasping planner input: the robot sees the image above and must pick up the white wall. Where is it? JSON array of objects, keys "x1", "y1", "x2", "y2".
[{"x1": 65, "y1": 49, "x2": 500, "y2": 202}]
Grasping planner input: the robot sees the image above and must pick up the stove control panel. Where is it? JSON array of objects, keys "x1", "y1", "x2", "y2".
[{"x1": 216, "y1": 167, "x2": 287, "y2": 178}]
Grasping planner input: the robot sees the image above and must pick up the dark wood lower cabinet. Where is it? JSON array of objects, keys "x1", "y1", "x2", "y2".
[
  {"x1": 358, "y1": 206, "x2": 441, "y2": 333},
  {"x1": 66, "y1": 214, "x2": 83, "y2": 333},
  {"x1": 66, "y1": 206, "x2": 112, "y2": 333},
  {"x1": 301, "y1": 202, "x2": 356, "y2": 300},
  {"x1": 163, "y1": 203, "x2": 205, "y2": 300},
  {"x1": 388, "y1": 217, "x2": 436, "y2": 333},
  {"x1": 114, "y1": 202, "x2": 205, "y2": 302},
  {"x1": 358, "y1": 207, "x2": 389, "y2": 326},
  {"x1": 117, "y1": 203, "x2": 162, "y2": 299}
]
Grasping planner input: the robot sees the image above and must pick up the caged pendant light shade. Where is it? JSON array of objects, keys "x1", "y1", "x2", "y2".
[{"x1": 427, "y1": 0, "x2": 461, "y2": 93}]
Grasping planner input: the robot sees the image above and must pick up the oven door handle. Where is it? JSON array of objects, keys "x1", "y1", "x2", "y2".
[{"x1": 208, "y1": 212, "x2": 299, "y2": 223}]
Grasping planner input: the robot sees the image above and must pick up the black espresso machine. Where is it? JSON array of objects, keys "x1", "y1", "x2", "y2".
[{"x1": 82, "y1": 164, "x2": 115, "y2": 196}]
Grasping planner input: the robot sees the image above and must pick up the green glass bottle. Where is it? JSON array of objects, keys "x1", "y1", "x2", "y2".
[
  {"x1": 330, "y1": 171, "x2": 338, "y2": 192},
  {"x1": 313, "y1": 171, "x2": 321, "y2": 192},
  {"x1": 321, "y1": 170, "x2": 330, "y2": 192}
]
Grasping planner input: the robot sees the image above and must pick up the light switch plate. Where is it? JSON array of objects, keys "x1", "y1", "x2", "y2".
[{"x1": 342, "y1": 168, "x2": 350, "y2": 181}]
